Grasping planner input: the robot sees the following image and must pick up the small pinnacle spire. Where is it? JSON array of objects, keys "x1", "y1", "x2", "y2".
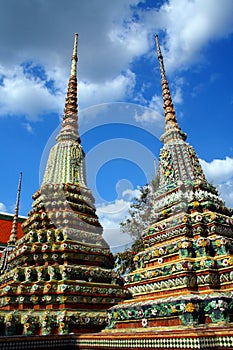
[
  {"x1": 155, "y1": 35, "x2": 166, "y2": 81},
  {"x1": 154, "y1": 158, "x2": 157, "y2": 176},
  {"x1": 70, "y1": 33, "x2": 78, "y2": 77},
  {"x1": 8, "y1": 172, "x2": 22, "y2": 246},
  {"x1": 57, "y1": 33, "x2": 80, "y2": 143},
  {"x1": 155, "y1": 35, "x2": 186, "y2": 143}
]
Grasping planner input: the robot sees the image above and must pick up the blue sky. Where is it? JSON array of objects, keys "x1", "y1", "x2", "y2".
[{"x1": 0, "y1": 0, "x2": 233, "y2": 249}]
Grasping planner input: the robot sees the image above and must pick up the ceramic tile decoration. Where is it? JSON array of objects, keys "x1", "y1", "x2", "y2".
[{"x1": 0, "y1": 34, "x2": 233, "y2": 349}]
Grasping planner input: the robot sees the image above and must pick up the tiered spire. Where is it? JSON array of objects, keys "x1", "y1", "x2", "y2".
[
  {"x1": 155, "y1": 35, "x2": 187, "y2": 144},
  {"x1": 8, "y1": 172, "x2": 22, "y2": 246},
  {"x1": 57, "y1": 32, "x2": 80, "y2": 143},
  {"x1": 42, "y1": 33, "x2": 85, "y2": 186},
  {"x1": 154, "y1": 35, "x2": 206, "y2": 185}
]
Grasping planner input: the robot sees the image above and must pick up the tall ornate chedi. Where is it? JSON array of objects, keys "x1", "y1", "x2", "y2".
[
  {"x1": 0, "y1": 33, "x2": 127, "y2": 336},
  {"x1": 103, "y1": 35, "x2": 233, "y2": 348}
]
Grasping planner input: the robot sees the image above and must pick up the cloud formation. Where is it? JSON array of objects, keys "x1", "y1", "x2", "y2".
[
  {"x1": 200, "y1": 157, "x2": 233, "y2": 184},
  {"x1": 200, "y1": 157, "x2": 233, "y2": 208},
  {"x1": 155, "y1": 0, "x2": 233, "y2": 72},
  {"x1": 0, "y1": 64, "x2": 64, "y2": 120},
  {"x1": 79, "y1": 70, "x2": 136, "y2": 107},
  {"x1": 97, "y1": 188, "x2": 141, "y2": 251},
  {"x1": 0, "y1": 0, "x2": 232, "y2": 119},
  {"x1": 0, "y1": 202, "x2": 6, "y2": 212}
]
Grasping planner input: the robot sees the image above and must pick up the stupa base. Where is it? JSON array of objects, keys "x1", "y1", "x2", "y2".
[{"x1": 1, "y1": 324, "x2": 233, "y2": 350}]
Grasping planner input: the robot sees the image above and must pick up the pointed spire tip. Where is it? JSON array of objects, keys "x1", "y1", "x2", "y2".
[
  {"x1": 70, "y1": 32, "x2": 78, "y2": 77},
  {"x1": 8, "y1": 172, "x2": 22, "y2": 246},
  {"x1": 56, "y1": 34, "x2": 79, "y2": 143},
  {"x1": 155, "y1": 34, "x2": 166, "y2": 81},
  {"x1": 155, "y1": 35, "x2": 187, "y2": 143}
]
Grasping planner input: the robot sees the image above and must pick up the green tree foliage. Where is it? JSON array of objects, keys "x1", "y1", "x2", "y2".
[
  {"x1": 114, "y1": 180, "x2": 158, "y2": 275},
  {"x1": 120, "y1": 184, "x2": 154, "y2": 240},
  {"x1": 114, "y1": 237, "x2": 144, "y2": 275}
]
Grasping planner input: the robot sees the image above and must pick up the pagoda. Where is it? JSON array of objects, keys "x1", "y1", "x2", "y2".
[
  {"x1": 0, "y1": 33, "x2": 128, "y2": 337},
  {"x1": 85, "y1": 35, "x2": 233, "y2": 349}
]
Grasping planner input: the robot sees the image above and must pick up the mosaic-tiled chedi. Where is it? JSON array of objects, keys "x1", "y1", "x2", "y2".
[
  {"x1": 0, "y1": 33, "x2": 128, "y2": 336},
  {"x1": 107, "y1": 35, "x2": 233, "y2": 331}
]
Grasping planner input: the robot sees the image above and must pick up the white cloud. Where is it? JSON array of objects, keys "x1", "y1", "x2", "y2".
[
  {"x1": 0, "y1": 202, "x2": 6, "y2": 212},
  {"x1": 23, "y1": 122, "x2": 34, "y2": 133},
  {"x1": 97, "y1": 199, "x2": 133, "y2": 251},
  {"x1": 172, "y1": 86, "x2": 183, "y2": 105},
  {"x1": 96, "y1": 185, "x2": 143, "y2": 251},
  {"x1": 0, "y1": 61, "x2": 135, "y2": 120},
  {"x1": 97, "y1": 199, "x2": 131, "y2": 222},
  {"x1": 103, "y1": 228, "x2": 132, "y2": 253},
  {"x1": 108, "y1": 21, "x2": 149, "y2": 61},
  {"x1": 200, "y1": 156, "x2": 233, "y2": 209},
  {"x1": 79, "y1": 70, "x2": 136, "y2": 108},
  {"x1": 148, "y1": 95, "x2": 163, "y2": 111},
  {"x1": 134, "y1": 108, "x2": 162, "y2": 125},
  {"x1": 153, "y1": 0, "x2": 233, "y2": 72},
  {"x1": 218, "y1": 180, "x2": 233, "y2": 208},
  {"x1": 0, "y1": 1, "x2": 232, "y2": 118},
  {"x1": 0, "y1": 65, "x2": 64, "y2": 120},
  {"x1": 0, "y1": 1, "x2": 141, "y2": 119},
  {"x1": 171, "y1": 77, "x2": 185, "y2": 105},
  {"x1": 122, "y1": 188, "x2": 141, "y2": 201},
  {"x1": 0, "y1": 0, "x2": 146, "y2": 83},
  {"x1": 200, "y1": 156, "x2": 233, "y2": 183}
]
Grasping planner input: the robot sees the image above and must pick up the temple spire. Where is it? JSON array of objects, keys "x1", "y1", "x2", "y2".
[
  {"x1": 8, "y1": 172, "x2": 22, "y2": 246},
  {"x1": 155, "y1": 35, "x2": 186, "y2": 143},
  {"x1": 70, "y1": 32, "x2": 78, "y2": 77},
  {"x1": 57, "y1": 33, "x2": 80, "y2": 142},
  {"x1": 42, "y1": 33, "x2": 86, "y2": 186},
  {"x1": 155, "y1": 34, "x2": 167, "y2": 81}
]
